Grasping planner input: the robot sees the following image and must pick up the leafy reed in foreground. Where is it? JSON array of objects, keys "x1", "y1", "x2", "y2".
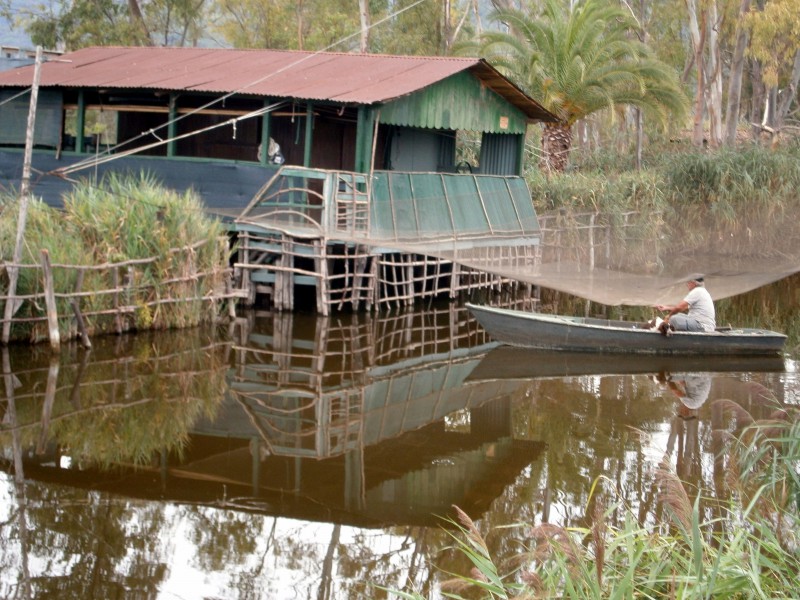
[{"x1": 383, "y1": 405, "x2": 800, "y2": 599}]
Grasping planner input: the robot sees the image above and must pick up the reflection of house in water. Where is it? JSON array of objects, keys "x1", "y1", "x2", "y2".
[
  {"x1": 186, "y1": 305, "x2": 544, "y2": 525},
  {"x1": 4, "y1": 305, "x2": 544, "y2": 527}
]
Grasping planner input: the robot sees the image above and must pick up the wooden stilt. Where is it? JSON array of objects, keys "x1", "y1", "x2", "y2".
[{"x1": 315, "y1": 239, "x2": 329, "y2": 316}]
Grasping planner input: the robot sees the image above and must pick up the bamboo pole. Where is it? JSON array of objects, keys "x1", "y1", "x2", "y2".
[{"x1": 3, "y1": 46, "x2": 43, "y2": 345}]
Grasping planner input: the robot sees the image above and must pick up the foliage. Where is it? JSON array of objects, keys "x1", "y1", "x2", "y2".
[
  {"x1": 745, "y1": 0, "x2": 800, "y2": 87},
  {"x1": 0, "y1": 173, "x2": 230, "y2": 342},
  {"x1": 717, "y1": 272, "x2": 800, "y2": 354},
  {"x1": 385, "y1": 406, "x2": 800, "y2": 598},
  {"x1": 662, "y1": 145, "x2": 800, "y2": 205},
  {"x1": 14, "y1": 0, "x2": 208, "y2": 49},
  {"x1": 0, "y1": 329, "x2": 228, "y2": 467},
  {"x1": 210, "y1": 0, "x2": 472, "y2": 54},
  {"x1": 659, "y1": 145, "x2": 800, "y2": 258},
  {"x1": 211, "y1": 0, "x2": 361, "y2": 51},
  {"x1": 466, "y1": 0, "x2": 688, "y2": 129}
]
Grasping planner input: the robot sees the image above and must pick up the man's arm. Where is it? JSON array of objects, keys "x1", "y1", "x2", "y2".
[{"x1": 655, "y1": 300, "x2": 690, "y2": 320}]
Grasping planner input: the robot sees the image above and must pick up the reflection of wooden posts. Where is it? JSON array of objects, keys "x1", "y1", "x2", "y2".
[
  {"x1": 313, "y1": 314, "x2": 328, "y2": 393},
  {"x1": 344, "y1": 446, "x2": 365, "y2": 511},
  {"x1": 37, "y1": 357, "x2": 60, "y2": 454},
  {"x1": 275, "y1": 312, "x2": 293, "y2": 388},
  {"x1": 250, "y1": 437, "x2": 261, "y2": 496},
  {"x1": 2, "y1": 347, "x2": 33, "y2": 597}
]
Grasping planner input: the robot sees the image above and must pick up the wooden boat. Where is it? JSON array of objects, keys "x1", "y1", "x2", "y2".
[{"x1": 466, "y1": 303, "x2": 787, "y2": 356}]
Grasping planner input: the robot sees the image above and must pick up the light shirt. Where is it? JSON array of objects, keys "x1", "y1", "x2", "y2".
[
  {"x1": 673, "y1": 374, "x2": 713, "y2": 409},
  {"x1": 684, "y1": 286, "x2": 716, "y2": 331}
]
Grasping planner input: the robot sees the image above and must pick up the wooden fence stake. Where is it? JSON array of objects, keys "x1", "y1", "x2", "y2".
[
  {"x1": 70, "y1": 299, "x2": 92, "y2": 349},
  {"x1": 40, "y1": 249, "x2": 60, "y2": 352}
]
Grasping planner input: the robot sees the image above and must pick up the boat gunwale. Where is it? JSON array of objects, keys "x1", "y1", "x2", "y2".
[{"x1": 465, "y1": 303, "x2": 788, "y2": 341}]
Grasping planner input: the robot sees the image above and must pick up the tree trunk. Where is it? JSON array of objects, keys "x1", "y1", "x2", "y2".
[
  {"x1": 540, "y1": 122, "x2": 572, "y2": 174},
  {"x1": 749, "y1": 59, "x2": 766, "y2": 140},
  {"x1": 705, "y1": 0, "x2": 723, "y2": 147},
  {"x1": 127, "y1": 0, "x2": 152, "y2": 45},
  {"x1": 296, "y1": 0, "x2": 304, "y2": 50},
  {"x1": 472, "y1": 0, "x2": 482, "y2": 36},
  {"x1": 775, "y1": 50, "x2": 800, "y2": 130},
  {"x1": 358, "y1": 0, "x2": 370, "y2": 53},
  {"x1": 724, "y1": 0, "x2": 751, "y2": 145},
  {"x1": 686, "y1": 0, "x2": 707, "y2": 147}
]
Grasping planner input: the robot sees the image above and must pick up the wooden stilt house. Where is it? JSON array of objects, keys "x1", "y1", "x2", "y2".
[{"x1": 0, "y1": 47, "x2": 558, "y2": 313}]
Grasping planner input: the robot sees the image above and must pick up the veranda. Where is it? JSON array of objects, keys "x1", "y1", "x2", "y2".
[{"x1": 233, "y1": 166, "x2": 544, "y2": 314}]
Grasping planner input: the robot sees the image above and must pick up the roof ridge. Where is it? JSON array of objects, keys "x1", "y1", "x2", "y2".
[{"x1": 72, "y1": 45, "x2": 481, "y2": 62}]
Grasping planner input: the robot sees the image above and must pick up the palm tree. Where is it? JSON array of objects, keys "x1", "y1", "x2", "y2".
[{"x1": 472, "y1": 0, "x2": 688, "y2": 173}]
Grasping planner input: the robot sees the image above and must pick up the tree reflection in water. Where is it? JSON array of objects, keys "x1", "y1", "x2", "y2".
[{"x1": 0, "y1": 305, "x2": 795, "y2": 599}]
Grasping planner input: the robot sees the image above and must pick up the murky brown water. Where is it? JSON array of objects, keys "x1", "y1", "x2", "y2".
[{"x1": 1, "y1": 303, "x2": 797, "y2": 599}]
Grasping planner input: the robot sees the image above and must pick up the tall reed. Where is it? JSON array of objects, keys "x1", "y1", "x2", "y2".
[
  {"x1": 0, "y1": 173, "x2": 231, "y2": 342},
  {"x1": 382, "y1": 406, "x2": 800, "y2": 598}
]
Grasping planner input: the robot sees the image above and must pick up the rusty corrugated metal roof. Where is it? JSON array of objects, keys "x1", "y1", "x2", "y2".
[{"x1": 0, "y1": 46, "x2": 556, "y2": 122}]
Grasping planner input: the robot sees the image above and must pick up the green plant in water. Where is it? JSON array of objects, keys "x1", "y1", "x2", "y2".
[{"x1": 384, "y1": 405, "x2": 800, "y2": 599}]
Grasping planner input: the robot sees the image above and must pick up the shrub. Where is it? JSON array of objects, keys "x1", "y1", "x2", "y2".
[{"x1": 0, "y1": 173, "x2": 231, "y2": 342}]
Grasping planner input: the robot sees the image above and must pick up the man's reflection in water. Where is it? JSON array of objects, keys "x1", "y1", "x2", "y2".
[{"x1": 658, "y1": 372, "x2": 713, "y2": 480}]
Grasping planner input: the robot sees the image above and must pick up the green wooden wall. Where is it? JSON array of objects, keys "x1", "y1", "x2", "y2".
[{"x1": 378, "y1": 71, "x2": 528, "y2": 135}]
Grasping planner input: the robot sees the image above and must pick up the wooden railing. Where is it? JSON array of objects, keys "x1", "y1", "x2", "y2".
[{"x1": 1, "y1": 237, "x2": 238, "y2": 349}]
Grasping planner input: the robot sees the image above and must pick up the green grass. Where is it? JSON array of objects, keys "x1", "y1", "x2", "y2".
[
  {"x1": 383, "y1": 407, "x2": 800, "y2": 599},
  {"x1": 0, "y1": 172, "x2": 231, "y2": 342}
]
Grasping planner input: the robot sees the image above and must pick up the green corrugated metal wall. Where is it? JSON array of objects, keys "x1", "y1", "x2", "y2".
[
  {"x1": 378, "y1": 71, "x2": 528, "y2": 134},
  {"x1": 369, "y1": 172, "x2": 540, "y2": 241}
]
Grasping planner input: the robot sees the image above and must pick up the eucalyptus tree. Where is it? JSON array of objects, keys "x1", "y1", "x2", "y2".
[
  {"x1": 745, "y1": 0, "x2": 800, "y2": 136},
  {"x1": 468, "y1": 0, "x2": 689, "y2": 173},
  {"x1": 17, "y1": 0, "x2": 209, "y2": 49},
  {"x1": 212, "y1": 0, "x2": 369, "y2": 51}
]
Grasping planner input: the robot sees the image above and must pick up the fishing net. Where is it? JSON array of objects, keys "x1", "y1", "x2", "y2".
[{"x1": 337, "y1": 170, "x2": 800, "y2": 308}]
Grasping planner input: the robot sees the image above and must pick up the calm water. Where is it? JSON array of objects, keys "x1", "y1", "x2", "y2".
[{"x1": 1, "y1": 304, "x2": 797, "y2": 599}]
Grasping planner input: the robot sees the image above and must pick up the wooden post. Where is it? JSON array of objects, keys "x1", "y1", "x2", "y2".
[
  {"x1": 404, "y1": 254, "x2": 414, "y2": 306},
  {"x1": 352, "y1": 245, "x2": 368, "y2": 311},
  {"x1": 40, "y1": 249, "x2": 60, "y2": 352},
  {"x1": 367, "y1": 254, "x2": 378, "y2": 311},
  {"x1": 167, "y1": 93, "x2": 177, "y2": 157},
  {"x1": 70, "y1": 299, "x2": 92, "y2": 349},
  {"x1": 2, "y1": 46, "x2": 43, "y2": 345},
  {"x1": 111, "y1": 267, "x2": 120, "y2": 333},
  {"x1": 315, "y1": 238, "x2": 329, "y2": 316},
  {"x1": 71, "y1": 269, "x2": 91, "y2": 348}
]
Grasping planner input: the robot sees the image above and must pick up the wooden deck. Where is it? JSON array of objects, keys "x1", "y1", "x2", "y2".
[{"x1": 232, "y1": 166, "x2": 542, "y2": 313}]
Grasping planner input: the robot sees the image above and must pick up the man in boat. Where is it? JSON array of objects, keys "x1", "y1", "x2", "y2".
[{"x1": 655, "y1": 274, "x2": 716, "y2": 332}]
